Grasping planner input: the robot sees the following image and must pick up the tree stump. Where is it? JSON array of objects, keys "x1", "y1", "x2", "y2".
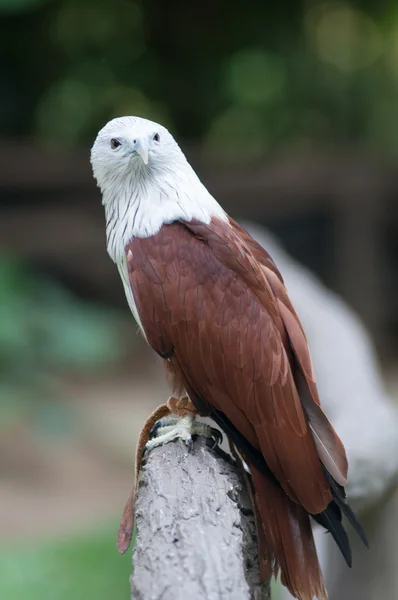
[{"x1": 131, "y1": 436, "x2": 270, "y2": 600}]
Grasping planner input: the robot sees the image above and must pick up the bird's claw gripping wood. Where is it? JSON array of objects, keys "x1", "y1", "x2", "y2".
[
  {"x1": 116, "y1": 397, "x2": 223, "y2": 555},
  {"x1": 145, "y1": 414, "x2": 216, "y2": 452}
]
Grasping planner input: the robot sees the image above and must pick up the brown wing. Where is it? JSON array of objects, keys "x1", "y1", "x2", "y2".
[
  {"x1": 126, "y1": 219, "x2": 335, "y2": 514},
  {"x1": 227, "y1": 217, "x2": 348, "y2": 485}
]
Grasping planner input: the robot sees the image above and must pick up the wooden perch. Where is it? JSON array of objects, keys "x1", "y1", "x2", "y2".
[{"x1": 131, "y1": 436, "x2": 270, "y2": 600}]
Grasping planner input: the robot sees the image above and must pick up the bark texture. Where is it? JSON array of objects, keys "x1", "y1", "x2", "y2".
[{"x1": 131, "y1": 437, "x2": 270, "y2": 600}]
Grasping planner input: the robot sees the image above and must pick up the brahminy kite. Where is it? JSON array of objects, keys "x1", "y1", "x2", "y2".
[{"x1": 90, "y1": 117, "x2": 367, "y2": 600}]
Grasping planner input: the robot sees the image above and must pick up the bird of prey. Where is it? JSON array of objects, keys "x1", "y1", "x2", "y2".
[{"x1": 90, "y1": 116, "x2": 367, "y2": 600}]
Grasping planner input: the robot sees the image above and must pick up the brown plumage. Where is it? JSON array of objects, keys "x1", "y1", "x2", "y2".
[{"x1": 124, "y1": 216, "x2": 367, "y2": 599}]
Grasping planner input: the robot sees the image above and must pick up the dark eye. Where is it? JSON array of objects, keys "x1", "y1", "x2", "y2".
[
  {"x1": 110, "y1": 138, "x2": 121, "y2": 149},
  {"x1": 153, "y1": 133, "x2": 160, "y2": 142}
]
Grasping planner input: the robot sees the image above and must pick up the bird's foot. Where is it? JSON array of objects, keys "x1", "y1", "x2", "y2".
[{"x1": 144, "y1": 414, "x2": 222, "y2": 453}]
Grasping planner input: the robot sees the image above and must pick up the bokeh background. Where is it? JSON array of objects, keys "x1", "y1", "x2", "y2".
[{"x1": 1, "y1": 0, "x2": 398, "y2": 599}]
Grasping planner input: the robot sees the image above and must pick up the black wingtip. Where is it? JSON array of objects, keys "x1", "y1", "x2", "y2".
[
  {"x1": 335, "y1": 497, "x2": 369, "y2": 549},
  {"x1": 312, "y1": 504, "x2": 352, "y2": 567},
  {"x1": 323, "y1": 469, "x2": 369, "y2": 549}
]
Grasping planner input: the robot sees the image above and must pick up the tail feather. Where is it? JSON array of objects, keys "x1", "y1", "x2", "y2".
[
  {"x1": 250, "y1": 463, "x2": 328, "y2": 600},
  {"x1": 212, "y1": 408, "x2": 367, "y2": 594},
  {"x1": 323, "y1": 469, "x2": 369, "y2": 548},
  {"x1": 311, "y1": 502, "x2": 352, "y2": 567}
]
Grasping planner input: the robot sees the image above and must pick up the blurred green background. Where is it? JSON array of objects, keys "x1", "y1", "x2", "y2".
[
  {"x1": 5, "y1": 0, "x2": 398, "y2": 155},
  {"x1": 1, "y1": 0, "x2": 398, "y2": 598}
]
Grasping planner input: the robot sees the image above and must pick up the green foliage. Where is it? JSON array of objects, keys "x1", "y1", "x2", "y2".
[
  {"x1": 0, "y1": 525, "x2": 131, "y2": 600},
  {"x1": 1, "y1": 0, "x2": 398, "y2": 157},
  {"x1": 225, "y1": 49, "x2": 287, "y2": 109},
  {"x1": 0, "y1": 256, "x2": 126, "y2": 432},
  {"x1": 304, "y1": 4, "x2": 382, "y2": 72},
  {"x1": 0, "y1": 256, "x2": 123, "y2": 372},
  {"x1": 0, "y1": 0, "x2": 50, "y2": 14},
  {"x1": 203, "y1": 106, "x2": 267, "y2": 163},
  {"x1": 32, "y1": 0, "x2": 171, "y2": 146}
]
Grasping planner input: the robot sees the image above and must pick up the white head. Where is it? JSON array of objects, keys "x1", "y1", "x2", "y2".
[
  {"x1": 90, "y1": 116, "x2": 226, "y2": 260},
  {"x1": 90, "y1": 116, "x2": 187, "y2": 194}
]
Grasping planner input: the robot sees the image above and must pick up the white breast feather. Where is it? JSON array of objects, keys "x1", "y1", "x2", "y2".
[
  {"x1": 117, "y1": 257, "x2": 146, "y2": 338},
  {"x1": 105, "y1": 161, "x2": 227, "y2": 334}
]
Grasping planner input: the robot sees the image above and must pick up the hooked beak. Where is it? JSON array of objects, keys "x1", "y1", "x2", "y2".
[{"x1": 134, "y1": 138, "x2": 149, "y2": 165}]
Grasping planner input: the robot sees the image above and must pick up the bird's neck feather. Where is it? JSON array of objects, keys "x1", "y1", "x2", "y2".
[{"x1": 104, "y1": 162, "x2": 227, "y2": 264}]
